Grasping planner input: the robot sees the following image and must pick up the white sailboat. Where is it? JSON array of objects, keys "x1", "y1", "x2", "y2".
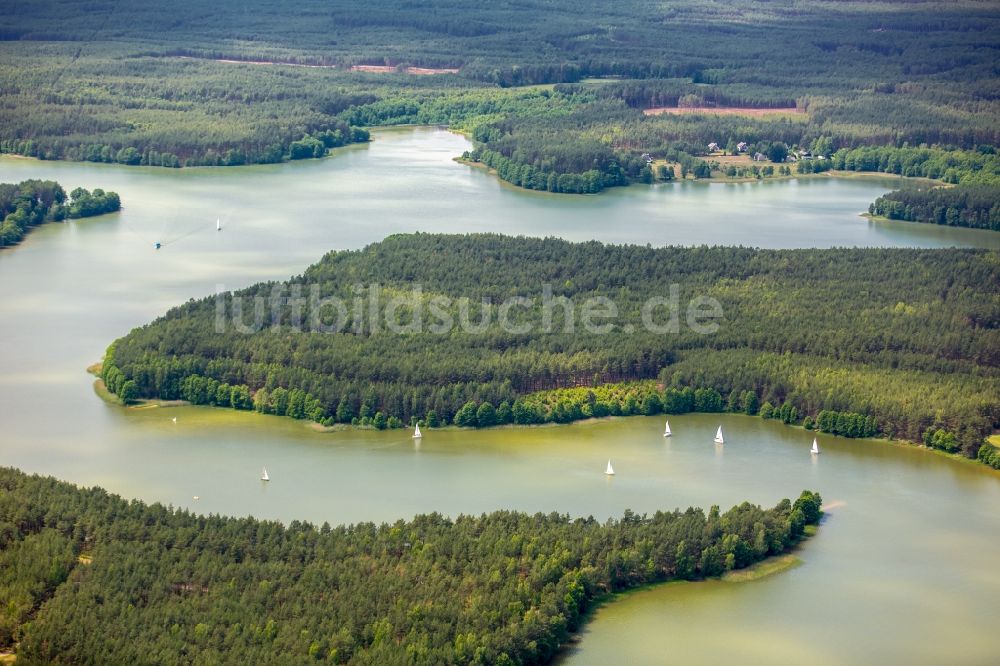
[
  {"x1": 811, "y1": 438, "x2": 820, "y2": 455},
  {"x1": 663, "y1": 420, "x2": 672, "y2": 437},
  {"x1": 216, "y1": 218, "x2": 222, "y2": 231},
  {"x1": 605, "y1": 459, "x2": 615, "y2": 475},
  {"x1": 261, "y1": 467, "x2": 270, "y2": 481},
  {"x1": 413, "y1": 423, "x2": 422, "y2": 439},
  {"x1": 714, "y1": 426, "x2": 725, "y2": 444}
]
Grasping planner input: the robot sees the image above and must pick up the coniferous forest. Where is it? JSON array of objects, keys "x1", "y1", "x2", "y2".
[
  {"x1": 870, "y1": 184, "x2": 999, "y2": 231},
  {"x1": 1, "y1": 2, "x2": 999, "y2": 663},
  {"x1": 1, "y1": 1, "x2": 998, "y2": 221},
  {"x1": 0, "y1": 467, "x2": 821, "y2": 664},
  {"x1": 102, "y1": 234, "x2": 1000, "y2": 462}
]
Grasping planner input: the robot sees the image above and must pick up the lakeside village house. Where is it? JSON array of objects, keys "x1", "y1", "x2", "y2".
[
  {"x1": 708, "y1": 141, "x2": 750, "y2": 154},
  {"x1": 707, "y1": 141, "x2": 821, "y2": 163},
  {"x1": 792, "y1": 150, "x2": 826, "y2": 161}
]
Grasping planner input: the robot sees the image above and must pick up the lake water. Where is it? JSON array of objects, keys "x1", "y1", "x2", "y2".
[{"x1": 1, "y1": 128, "x2": 998, "y2": 664}]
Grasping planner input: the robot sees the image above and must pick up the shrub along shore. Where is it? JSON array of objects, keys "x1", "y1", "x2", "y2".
[{"x1": 99, "y1": 234, "x2": 999, "y2": 466}]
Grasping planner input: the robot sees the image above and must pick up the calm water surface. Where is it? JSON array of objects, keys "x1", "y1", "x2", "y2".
[{"x1": 0, "y1": 128, "x2": 998, "y2": 664}]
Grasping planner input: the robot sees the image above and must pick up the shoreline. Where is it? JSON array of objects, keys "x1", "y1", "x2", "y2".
[
  {"x1": 0, "y1": 136, "x2": 371, "y2": 172},
  {"x1": 4, "y1": 129, "x2": 967, "y2": 238},
  {"x1": 859, "y1": 210, "x2": 980, "y2": 231},
  {"x1": 455, "y1": 154, "x2": 945, "y2": 194},
  {"x1": 556, "y1": 522, "x2": 818, "y2": 662},
  {"x1": 92, "y1": 379, "x2": 191, "y2": 410},
  {"x1": 90, "y1": 364, "x2": 191, "y2": 410},
  {"x1": 702, "y1": 170, "x2": 940, "y2": 187},
  {"x1": 720, "y1": 552, "x2": 803, "y2": 583},
  {"x1": 0, "y1": 128, "x2": 945, "y2": 192},
  {"x1": 0, "y1": 463, "x2": 820, "y2": 664},
  {"x1": 454, "y1": 156, "x2": 601, "y2": 197},
  {"x1": 312, "y1": 414, "x2": 628, "y2": 433},
  {"x1": 89, "y1": 367, "x2": 999, "y2": 474}
]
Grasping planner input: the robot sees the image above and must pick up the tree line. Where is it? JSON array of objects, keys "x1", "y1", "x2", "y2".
[
  {"x1": 451, "y1": 90, "x2": 1000, "y2": 198},
  {"x1": 822, "y1": 145, "x2": 1000, "y2": 230},
  {"x1": 101, "y1": 234, "x2": 999, "y2": 462},
  {"x1": 0, "y1": 180, "x2": 121, "y2": 248},
  {"x1": 0, "y1": 125, "x2": 370, "y2": 168},
  {"x1": 2, "y1": 0, "x2": 997, "y2": 194},
  {"x1": 870, "y1": 185, "x2": 999, "y2": 231},
  {"x1": 0, "y1": 467, "x2": 821, "y2": 664}
]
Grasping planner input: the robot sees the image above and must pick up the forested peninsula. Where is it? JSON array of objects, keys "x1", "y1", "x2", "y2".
[
  {"x1": 101, "y1": 234, "x2": 1000, "y2": 464},
  {"x1": 0, "y1": 467, "x2": 822, "y2": 664},
  {"x1": 0, "y1": 180, "x2": 121, "y2": 248},
  {"x1": 1, "y1": 1, "x2": 998, "y2": 223}
]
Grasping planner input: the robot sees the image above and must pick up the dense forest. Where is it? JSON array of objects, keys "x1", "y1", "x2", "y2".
[
  {"x1": 0, "y1": 180, "x2": 121, "y2": 248},
  {"x1": 1, "y1": 1, "x2": 997, "y2": 205},
  {"x1": 102, "y1": 234, "x2": 1000, "y2": 461},
  {"x1": 870, "y1": 184, "x2": 999, "y2": 231},
  {"x1": 831, "y1": 145, "x2": 1000, "y2": 229},
  {"x1": 0, "y1": 467, "x2": 822, "y2": 663}
]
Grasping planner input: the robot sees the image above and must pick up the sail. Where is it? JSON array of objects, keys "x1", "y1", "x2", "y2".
[
  {"x1": 413, "y1": 424, "x2": 422, "y2": 438},
  {"x1": 811, "y1": 438, "x2": 819, "y2": 454},
  {"x1": 216, "y1": 218, "x2": 221, "y2": 231},
  {"x1": 261, "y1": 467, "x2": 269, "y2": 481},
  {"x1": 714, "y1": 426, "x2": 724, "y2": 444},
  {"x1": 664, "y1": 420, "x2": 671, "y2": 437},
  {"x1": 605, "y1": 459, "x2": 615, "y2": 475}
]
